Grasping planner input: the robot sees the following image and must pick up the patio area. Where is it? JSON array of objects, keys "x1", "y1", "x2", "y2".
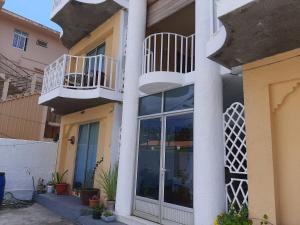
[
  {"x1": 35, "y1": 193, "x2": 125, "y2": 225},
  {"x1": 0, "y1": 204, "x2": 73, "y2": 225}
]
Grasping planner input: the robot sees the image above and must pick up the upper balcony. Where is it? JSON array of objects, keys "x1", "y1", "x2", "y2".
[
  {"x1": 51, "y1": 0, "x2": 128, "y2": 48},
  {"x1": 39, "y1": 54, "x2": 122, "y2": 115},
  {"x1": 139, "y1": 33, "x2": 195, "y2": 94},
  {"x1": 207, "y1": 0, "x2": 300, "y2": 68}
]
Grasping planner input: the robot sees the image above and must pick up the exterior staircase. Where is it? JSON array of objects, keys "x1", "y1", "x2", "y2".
[{"x1": 0, "y1": 53, "x2": 42, "y2": 99}]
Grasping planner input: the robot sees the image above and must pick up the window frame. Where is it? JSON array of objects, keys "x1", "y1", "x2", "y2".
[
  {"x1": 138, "y1": 85, "x2": 194, "y2": 118},
  {"x1": 12, "y1": 29, "x2": 29, "y2": 51}
]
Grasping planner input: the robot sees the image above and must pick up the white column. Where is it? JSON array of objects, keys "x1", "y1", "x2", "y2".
[
  {"x1": 194, "y1": 0, "x2": 226, "y2": 224},
  {"x1": 115, "y1": 0, "x2": 147, "y2": 217}
]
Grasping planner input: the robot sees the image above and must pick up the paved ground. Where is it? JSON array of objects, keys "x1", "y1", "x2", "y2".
[{"x1": 0, "y1": 204, "x2": 74, "y2": 225}]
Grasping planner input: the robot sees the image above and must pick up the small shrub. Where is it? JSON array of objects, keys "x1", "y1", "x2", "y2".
[
  {"x1": 215, "y1": 205, "x2": 273, "y2": 225},
  {"x1": 102, "y1": 210, "x2": 113, "y2": 217},
  {"x1": 215, "y1": 205, "x2": 252, "y2": 225}
]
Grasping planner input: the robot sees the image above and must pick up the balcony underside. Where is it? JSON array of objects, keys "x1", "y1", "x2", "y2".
[
  {"x1": 209, "y1": 0, "x2": 300, "y2": 68},
  {"x1": 39, "y1": 87, "x2": 122, "y2": 115},
  {"x1": 52, "y1": 0, "x2": 123, "y2": 48}
]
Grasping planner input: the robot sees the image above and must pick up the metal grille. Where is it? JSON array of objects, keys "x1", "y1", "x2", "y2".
[{"x1": 223, "y1": 102, "x2": 248, "y2": 210}]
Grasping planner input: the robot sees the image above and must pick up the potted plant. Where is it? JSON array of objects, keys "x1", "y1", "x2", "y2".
[
  {"x1": 89, "y1": 195, "x2": 100, "y2": 208},
  {"x1": 100, "y1": 166, "x2": 118, "y2": 211},
  {"x1": 80, "y1": 187, "x2": 100, "y2": 206},
  {"x1": 101, "y1": 210, "x2": 116, "y2": 222},
  {"x1": 37, "y1": 178, "x2": 46, "y2": 194},
  {"x1": 53, "y1": 170, "x2": 68, "y2": 195},
  {"x1": 47, "y1": 181, "x2": 55, "y2": 193},
  {"x1": 80, "y1": 159, "x2": 103, "y2": 205},
  {"x1": 92, "y1": 204, "x2": 104, "y2": 220}
]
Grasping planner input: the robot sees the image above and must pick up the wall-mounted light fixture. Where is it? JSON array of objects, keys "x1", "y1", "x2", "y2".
[{"x1": 68, "y1": 136, "x2": 75, "y2": 145}]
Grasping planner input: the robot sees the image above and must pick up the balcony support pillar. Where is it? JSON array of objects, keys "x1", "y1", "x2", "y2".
[
  {"x1": 1, "y1": 73, "x2": 10, "y2": 101},
  {"x1": 115, "y1": 0, "x2": 147, "y2": 217},
  {"x1": 193, "y1": 0, "x2": 226, "y2": 224}
]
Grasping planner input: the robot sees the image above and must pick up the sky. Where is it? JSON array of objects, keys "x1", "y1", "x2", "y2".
[{"x1": 3, "y1": 0, "x2": 62, "y2": 32}]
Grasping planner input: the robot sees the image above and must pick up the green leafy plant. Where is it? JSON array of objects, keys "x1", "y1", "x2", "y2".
[
  {"x1": 102, "y1": 210, "x2": 113, "y2": 217},
  {"x1": 215, "y1": 205, "x2": 252, "y2": 225},
  {"x1": 52, "y1": 170, "x2": 68, "y2": 184},
  {"x1": 93, "y1": 204, "x2": 105, "y2": 213},
  {"x1": 99, "y1": 166, "x2": 118, "y2": 201},
  {"x1": 215, "y1": 205, "x2": 273, "y2": 225}
]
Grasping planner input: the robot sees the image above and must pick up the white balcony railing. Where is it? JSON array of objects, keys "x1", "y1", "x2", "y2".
[
  {"x1": 142, "y1": 33, "x2": 195, "y2": 75},
  {"x1": 42, "y1": 54, "x2": 120, "y2": 95}
]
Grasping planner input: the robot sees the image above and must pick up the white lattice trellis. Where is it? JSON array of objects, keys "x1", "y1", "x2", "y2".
[{"x1": 223, "y1": 102, "x2": 248, "y2": 210}]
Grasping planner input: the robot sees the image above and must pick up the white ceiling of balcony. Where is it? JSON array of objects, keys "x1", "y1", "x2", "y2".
[{"x1": 52, "y1": 0, "x2": 124, "y2": 49}]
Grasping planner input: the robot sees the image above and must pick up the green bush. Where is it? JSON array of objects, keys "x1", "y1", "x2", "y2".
[
  {"x1": 215, "y1": 205, "x2": 273, "y2": 225},
  {"x1": 215, "y1": 205, "x2": 253, "y2": 225}
]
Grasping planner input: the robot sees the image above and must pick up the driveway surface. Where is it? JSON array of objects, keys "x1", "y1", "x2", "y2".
[{"x1": 0, "y1": 204, "x2": 74, "y2": 225}]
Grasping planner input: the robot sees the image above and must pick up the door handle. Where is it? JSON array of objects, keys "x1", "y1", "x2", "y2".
[{"x1": 161, "y1": 168, "x2": 168, "y2": 173}]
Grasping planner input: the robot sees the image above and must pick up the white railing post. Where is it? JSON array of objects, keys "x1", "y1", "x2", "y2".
[
  {"x1": 141, "y1": 33, "x2": 196, "y2": 75},
  {"x1": 41, "y1": 54, "x2": 119, "y2": 94},
  {"x1": 61, "y1": 54, "x2": 67, "y2": 87}
]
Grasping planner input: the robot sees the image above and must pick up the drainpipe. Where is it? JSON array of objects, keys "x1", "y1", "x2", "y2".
[
  {"x1": 115, "y1": 0, "x2": 147, "y2": 218},
  {"x1": 193, "y1": 0, "x2": 226, "y2": 224}
]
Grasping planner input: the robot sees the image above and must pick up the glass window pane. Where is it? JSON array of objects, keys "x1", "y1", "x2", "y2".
[
  {"x1": 139, "y1": 93, "x2": 162, "y2": 116},
  {"x1": 164, "y1": 113, "x2": 193, "y2": 208},
  {"x1": 136, "y1": 118, "x2": 161, "y2": 200},
  {"x1": 164, "y1": 85, "x2": 194, "y2": 112}
]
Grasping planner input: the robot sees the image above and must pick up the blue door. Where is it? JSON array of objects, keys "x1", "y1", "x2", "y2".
[{"x1": 73, "y1": 122, "x2": 100, "y2": 189}]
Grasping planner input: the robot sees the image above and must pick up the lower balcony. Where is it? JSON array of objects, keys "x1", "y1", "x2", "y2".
[
  {"x1": 139, "y1": 33, "x2": 195, "y2": 95},
  {"x1": 39, "y1": 54, "x2": 122, "y2": 115}
]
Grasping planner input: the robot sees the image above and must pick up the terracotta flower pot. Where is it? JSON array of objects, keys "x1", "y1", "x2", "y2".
[
  {"x1": 55, "y1": 183, "x2": 68, "y2": 195},
  {"x1": 80, "y1": 188, "x2": 99, "y2": 205},
  {"x1": 89, "y1": 198, "x2": 100, "y2": 208}
]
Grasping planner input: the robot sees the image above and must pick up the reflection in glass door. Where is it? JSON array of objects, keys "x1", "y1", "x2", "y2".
[
  {"x1": 136, "y1": 118, "x2": 161, "y2": 201},
  {"x1": 134, "y1": 113, "x2": 193, "y2": 225},
  {"x1": 164, "y1": 114, "x2": 193, "y2": 208}
]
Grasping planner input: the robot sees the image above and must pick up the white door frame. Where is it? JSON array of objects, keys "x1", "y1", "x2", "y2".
[{"x1": 133, "y1": 109, "x2": 194, "y2": 225}]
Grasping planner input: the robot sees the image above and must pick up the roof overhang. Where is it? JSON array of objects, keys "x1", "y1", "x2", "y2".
[
  {"x1": 51, "y1": 0, "x2": 128, "y2": 48},
  {"x1": 208, "y1": 0, "x2": 300, "y2": 68}
]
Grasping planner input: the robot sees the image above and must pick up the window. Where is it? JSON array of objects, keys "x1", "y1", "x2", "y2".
[
  {"x1": 36, "y1": 39, "x2": 48, "y2": 48},
  {"x1": 12, "y1": 29, "x2": 28, "y2": 51},
  {"x1": 85, "y1": 43, "x2": 106, "y2": 74},
  {"x1": 138, "y1": 85, "x2": 194, "y2": 116}
]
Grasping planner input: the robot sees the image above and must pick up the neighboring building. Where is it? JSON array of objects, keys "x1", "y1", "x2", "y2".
[
  {"x1": 0, "y1": 5, "x2": 67, "y2": 141},
  {"x1": 39, "y1": 0, "x2": 300, "y2": 225}
]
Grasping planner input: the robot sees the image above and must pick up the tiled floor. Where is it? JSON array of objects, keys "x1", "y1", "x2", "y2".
[
  {"x1": 0, "y1": 204, "x2": 74, "y2": 225},
  {"x1": 36, "y1": 193, "x2": 126, "y2": 225}
]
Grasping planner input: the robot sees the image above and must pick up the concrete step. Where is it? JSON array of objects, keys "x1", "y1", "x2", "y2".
[{"x1": 36, "y1": 193, "x2": 126, "y2": 225}]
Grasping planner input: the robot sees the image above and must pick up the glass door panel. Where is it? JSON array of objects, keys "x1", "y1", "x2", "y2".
[
  {"x1": 73, "y1": 122, "x2": 99, "y2": 189},
  {"x1": 136, "y1": 118, "x2": 161, "y2": 200},
  {"x1": 164, "y1": 113, "x2": 193, "y2": 208}
]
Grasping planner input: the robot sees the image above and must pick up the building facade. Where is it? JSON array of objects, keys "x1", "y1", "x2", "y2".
[
  {"x1": 0, "y1": 4, "x2": 67, "y2": 141},
  {"x1": 39, "y1": 1, "x2": 127, "y2": 198},
  {"x1": 40, "y1": 0, "x2": 300, "y2": 224}
]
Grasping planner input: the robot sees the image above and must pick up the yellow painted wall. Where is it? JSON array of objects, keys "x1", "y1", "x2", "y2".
[
  {"x1": 69, "y1": 10, "x2": 122, "y2": 59},
  {"x1": 243, "y1": 48, "x2": 300, "y2": 225},
  {"x1": 54, "y1": 10, "x2": 123, "y2": 201},
  {"x1": 56, "y1": 103, "x2": 117, "y2": 200}
]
